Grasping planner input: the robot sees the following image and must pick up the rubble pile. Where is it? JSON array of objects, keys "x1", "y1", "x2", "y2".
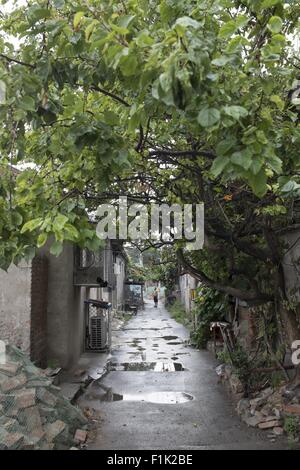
[
  {"x1": 216, "y1": 363, "x2": 300, "y2": 441},
  {"x1": 0, "y1": 345, "x2": 88, "y2": 450},
  {"x1": 237, "y1": 383, "x2": 300, "y2": 441}
]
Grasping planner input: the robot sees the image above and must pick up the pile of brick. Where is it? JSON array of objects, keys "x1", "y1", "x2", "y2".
[
  {"x1": 0, "y1": 345, "x2": 88, "y2": 450},
  {"x1": 237, "y1": 383, "x2": 300, "y2": 440}
]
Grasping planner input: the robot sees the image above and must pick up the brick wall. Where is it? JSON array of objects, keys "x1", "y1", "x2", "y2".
[{"x1": 30, "y1": 255, "x2": 48, "y2": 368}]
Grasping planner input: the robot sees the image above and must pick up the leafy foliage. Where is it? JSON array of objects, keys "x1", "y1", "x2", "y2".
[
  {"x1": 0, "y1": 0, "x2": 299, "y2": 336},
  {"x1": 191, "y1": 287, "x2": 227, "y2": 348},
  {"x1": 167, "y1": 300, "x2": 190, "y2": 326}
]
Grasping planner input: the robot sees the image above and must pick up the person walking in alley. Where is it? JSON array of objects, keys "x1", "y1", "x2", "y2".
[{"x1": 153, "y1": 288, "x2": 158, "y2": 308}]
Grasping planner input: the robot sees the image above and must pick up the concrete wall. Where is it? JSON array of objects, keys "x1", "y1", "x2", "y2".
[
  {"x1": 39, "y1": 242, "x2": 88, "y2": 369},
  {"x1": 0, "y1": 239, "x2": 127, "y2": 369},
  {"x1": 0, "y1": 261, "x2": 31, "y2": 353},
  {"x1": 0, "y1": 244, "x2": 87, "y2": 369}
]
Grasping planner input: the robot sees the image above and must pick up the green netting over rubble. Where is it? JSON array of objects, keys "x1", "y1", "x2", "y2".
[{"x1": 0, "y1": 344, "x2": 88, "y2": 449}]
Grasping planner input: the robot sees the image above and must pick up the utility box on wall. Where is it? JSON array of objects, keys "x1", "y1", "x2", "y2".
[{"x1": 73, "y1": 247, "x2": 106, "y2": 287}]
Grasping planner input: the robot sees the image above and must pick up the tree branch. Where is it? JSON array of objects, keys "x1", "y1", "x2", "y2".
[
  {"x1": 0, "y1": 53, "x2": 35, "y2": 69},
  {"x1": 90, "y1": 84, "x2": 130, "y2": 107},
  {"x1": 177, "y1": 248, "x2": 272, "y2": 303}
]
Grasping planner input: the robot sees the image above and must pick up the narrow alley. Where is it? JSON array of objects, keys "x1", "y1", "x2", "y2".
[{"x1": 79, "y1": 301, "x2": 285, "y2": 450}]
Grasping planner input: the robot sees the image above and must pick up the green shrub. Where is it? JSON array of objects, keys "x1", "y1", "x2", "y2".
[
  {"x1": 191, "y1": 287, "x2": 227, "y2": 349},
  {"x1": 284, "y1": 416, "x2": 299, "y2": 441},
  {"x1": 168, "y1": 300, "x2": 189, "y2": 325}
]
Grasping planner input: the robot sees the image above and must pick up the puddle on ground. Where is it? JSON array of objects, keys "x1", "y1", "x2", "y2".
[
  {"x1": 123, "y1": 328, "x2": 167, "y2": 331},
  {"x1": 108, "y1": 361, "x2": 184, "y2": 371},
  {"x1": 101, "y1": 391, "x2": 193, "y2": 404}
]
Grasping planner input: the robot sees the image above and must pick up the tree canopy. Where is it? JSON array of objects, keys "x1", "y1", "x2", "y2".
[{"x1": 0, "y1": 0, "x2": 299, "y2": 310}]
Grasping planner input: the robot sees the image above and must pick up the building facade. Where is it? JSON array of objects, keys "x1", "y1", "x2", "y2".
[{"x1": 0, "y1": 239, "x2": 127, "y2": 369}]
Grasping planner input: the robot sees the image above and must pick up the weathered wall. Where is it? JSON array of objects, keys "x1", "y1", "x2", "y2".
[
  {"x1": 179, "y1": 274, "x2": 197, "y2": 313},
  {"x1": 0, "y1": 240, "x2": 127, "y2": 369},
  {"x1": 233, "y1": 303, "x2": 256, "y2": 351},
  {"x1": 39, "y1": 242, "x2": 87, "y2": 369},
  {"x1": 0, "y1": 261, "x2": 31, "y2": 353}
]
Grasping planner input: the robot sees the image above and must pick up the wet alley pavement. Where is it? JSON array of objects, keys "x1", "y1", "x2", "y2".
[{"x1": 78, "y1": 301, "x2": 286, "y2": 450}]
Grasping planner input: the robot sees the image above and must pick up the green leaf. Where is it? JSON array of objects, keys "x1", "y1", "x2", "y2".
[
  {"x1": 50, "y1": 240, "x2": 63, "y2": 256},
  {"x1": 19, "y1": 95, "x2": 36, "y2": 112},
  {"x1": 270, "y1": 94, "x2": 284, "y2": 111},
  {"x1": 175, "y1": 16, "x2": 201, "y2": 30},
  {"x1": 211, "y1": 56, "x2": 231, "y2": 66},
  {"x1": 64, "y1": 223, "x2": 79, "y2": 240},
  {"x1": 261, "y1": 0, "x2": 281, "y2": 9},
  {"x1": 74, "y1": 11, "x2": 84, "y2": 28},
  {"x1": 267, "y1": 16, "x2": 283, "y2": 34},
  {"x1": 247, "y1": 170, "x2": 268, "y2": 198},
  {"x1": 280, "y1": 180, "x2": 300, "y2": 194},
  {"x1": 235, "y1": 15, "x2": 249, "y2": 29},
  {"x1": 218, "y1": 21, "x2": 236, "y2": 38},
  {"x1": 53, "y1": 213, "x2": 68, "y2": 230},
  {"x1": 231, "y1": 148, "x2": 253, "y2": 169},
  {"x1": 210, "y1": 156, "x2": 230, "y2": 177},
  {"x1": 223, "y1": 105, "x2": 248, "y2": 120},
  {"x1": 250, "y1": 156, "x2": 264, "y2": 175},
  {"x1": 37, "y1": 232, "x2": 48, "y2": 248},
  {"x1": 12, "y1": 212, "x2": 23, "y2": 226},
  {"x1": 256, "y1": 130, "x2": 268, "y2": 145},
  {"x1": 136, "y1": 31, "x2": 154, "y2": 47},
  {"x1": 218, "y1": 16, "x2": 248, "y2": 39},
  {"x1": 118, "y1": 15, "x2": 136, "y2": 29},
  {"x1": 21, "y1": 218, "x2": 43, "y2": 234},
  {"x1": 119, "y1": 54, "x2": 138, "y2": 77},
  {"x1": 85, "y1": 20, "x2": 98, "y2": 41},
  {"x1": 28, "y1": 7, "x2": 52, "y2": 22},
  {"x1": 216, "y1": 138, "x2": 236, "y2": 156},
  {"x1": 267, "y1": 154, "x2": 282, "y2": 173},
  {"x1": 197, "y1": 108, "x2": 220, "y2": 127}
]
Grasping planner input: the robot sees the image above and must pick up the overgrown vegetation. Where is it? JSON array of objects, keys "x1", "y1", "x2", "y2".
[
  {"x1": 191, "y1": 287, "x2": 227, "y2": 349},
  {"x1": 284, "y1": 416, "x2": 300, "y2": 442},
  {"x1": 168, "y1": 300, "x2": 191, "y2": 327}
]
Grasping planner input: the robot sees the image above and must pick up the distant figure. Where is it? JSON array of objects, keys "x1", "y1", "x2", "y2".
[{"x1": 153, "y1": 288, "x2": 158, "y2": 308}]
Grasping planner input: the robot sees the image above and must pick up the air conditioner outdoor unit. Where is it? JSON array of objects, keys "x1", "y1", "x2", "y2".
[
  {"x1": 84, "y1": 299, "x2": 112, "y2": 352},
  {"x1": 89, "y1": 315, "x2": 107, "y2": 350}
]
